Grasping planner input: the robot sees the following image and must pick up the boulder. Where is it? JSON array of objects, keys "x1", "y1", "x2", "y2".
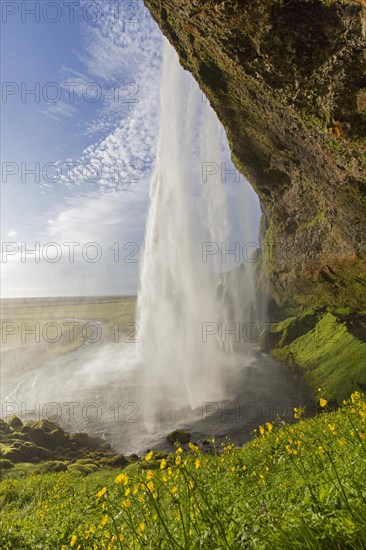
[
  {"x1": 7, "y1": 415, "x2": 23, "y2": 429},
  {"x1": 167, "y1": 430, "x2": 191, "y2": 445}
]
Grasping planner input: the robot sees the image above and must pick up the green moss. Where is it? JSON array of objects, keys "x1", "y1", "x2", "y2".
[
  {"x1": 298, "y1": 211, "x2": 326, "y2": 231},
  {"x1": 271, "y1": 313, "x2": 366, "y2": 401}
]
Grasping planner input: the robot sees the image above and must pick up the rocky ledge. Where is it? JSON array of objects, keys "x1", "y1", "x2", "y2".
[{"x1": 144, "y1": 0, "x2": 366, "y2": 310}]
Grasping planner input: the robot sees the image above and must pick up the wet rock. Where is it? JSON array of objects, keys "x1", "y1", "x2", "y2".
[
  {"x1": 70, "y1": 432, "x2": 111, "y2": 451},
  {"x1": 128, "y1": 453, "x2": 139, "y2": 462},
  {"x1": 167, "y1": 430, "x2": 191, "y2": 445},
  {"x1": 7, "y1": 415, "x2": 23, "y2": 429},
  {"x1": 0, "y1": 420, "x2": 11, "y2": 434}
]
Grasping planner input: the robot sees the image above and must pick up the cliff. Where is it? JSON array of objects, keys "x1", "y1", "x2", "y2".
[{"x1": 144, "y1": 0, "x2": 366, "y2": 310}]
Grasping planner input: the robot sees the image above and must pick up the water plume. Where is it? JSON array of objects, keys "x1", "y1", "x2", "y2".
[{"x1": 136, "y1": 40, "x2": 258, "y2": 427}]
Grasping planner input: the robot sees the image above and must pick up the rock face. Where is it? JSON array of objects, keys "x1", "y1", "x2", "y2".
[{"x1": 144, "y1": 0, "x2": 366, "y2": 309}]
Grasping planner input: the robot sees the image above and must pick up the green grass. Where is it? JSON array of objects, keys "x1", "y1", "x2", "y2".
[
  {"x1": 1, "y1": 393, "x2": 365, "y2": 549},
  {"x1": 271, "y1": 313, "x2": 366, "y2": 401}
]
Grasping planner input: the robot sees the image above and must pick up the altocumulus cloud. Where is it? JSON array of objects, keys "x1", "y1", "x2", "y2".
[{"x1": 3, "y1": 1, "x2": 163, "y2": 297}]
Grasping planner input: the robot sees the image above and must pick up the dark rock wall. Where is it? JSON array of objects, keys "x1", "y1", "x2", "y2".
[{"x1": 144, "y1": 0, "x2": 366, "y2": 309}]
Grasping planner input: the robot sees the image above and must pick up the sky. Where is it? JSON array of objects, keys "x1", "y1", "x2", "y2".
[{"x1": 1, "y1": 0, "x2": 261, "y2": 298}]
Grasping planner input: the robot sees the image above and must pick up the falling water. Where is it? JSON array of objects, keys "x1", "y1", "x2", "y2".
[{"x1": 136, "y1": 40, "x2": 258, "y2": 427}]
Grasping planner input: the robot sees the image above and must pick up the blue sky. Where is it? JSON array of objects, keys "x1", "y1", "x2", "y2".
[{"x1": 1, "y1": 0, "x2": 261, "y2": 297}]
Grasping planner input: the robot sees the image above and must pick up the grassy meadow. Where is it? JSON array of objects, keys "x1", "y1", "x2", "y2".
[{"x1": 1, "y1": 393, "x2": 365, "y2": 549}]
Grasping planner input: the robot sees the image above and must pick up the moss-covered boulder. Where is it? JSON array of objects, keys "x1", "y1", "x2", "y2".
[
  {"x1": 0, "y1": 420, "x2": 11, "y2": 435},
  {"x1": 35, "y1": 461, "x2": 68, "y2": 473},
  {"x1": 0, "y1": 459, "x2": 14, "y2": 470},
  {"x1": 167, "y1": 430, "x2": 191, "y2": 445},
  {"x1": 7, "y1": 415, "x2": 23, "y2": 429}
]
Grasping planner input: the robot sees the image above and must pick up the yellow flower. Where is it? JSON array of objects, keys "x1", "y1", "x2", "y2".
[
  {"x1": 146, "y1": 470, "x2": 155, "y2": 481},
  {"x1": 175, "y1": 455, "x2": 182, "y2": 466},
  {"x1": 266, "y1": 422, "x2": 273, "y2": 432},
  {"x1": 160, "y1": 458, "x2": 167, "y2": 470},
  {"x1": 89, "y1": 524, "x2": 96, "y2": 534},
  {"x1": 175, "y1": 447, "x2": 183, "y2": 454},
  {"x1": 259, "y1": 425, "x2": 265, "y2": 436},
  {"x1": 328, "y1": 423, "x2": 336, "y2": 433},
  {"x1": 70, "y1": 536, "x2": 77, "y2": 548},
  {"x1": 351, "y1": 391, "x2": 361, "y2": 404},
  {"x1": 122, "y1": 499, "x2": 131, "y2": 508},
  {"x1": 96, "y1": 487, "x2": 107, "y2": 499},
  {"x1": 98, "y1": 515, "x2": 108, "y2": 528},
  {"x1": 339, "y1": 439, "x2": 346, "y2": 447},
  {"x1": 133, "y1": 485, "x2": 139, "y2": 495},
  {"x1": 124, "y1": 487, "x2": 131, "y2": 496},
  {"x1": 153, "y1": 491, "x2": 158, "y2": 500},
  {"x1": 147, "y1": 481, "x2": 154, "y2": 491},
  {"x1": 319, "y1": 398, "x2": 328, "y2": 408},
  {"x1": 195, "y1": 458, "x2": 201, "y2": 469},
  {"x1": 145, "y1": 451, "x2": 153, "y2": 462},
  {"x1": 188, "y1": 442, "x2": 199, "y2": 452},
  {"x1": 188, "y1": 480, "x2": 194, "y2": 490},
  {"x1": 318, "y1": 446, "x2": 325, "y2": 454},
  {"x1": 115, "y1": 472, "x2": 129, "y2": 486},
  {"x1": 242, "y1": 465, "x2": 247, "y2": 471},
  {"x1": 171, "y1": 486, "x2": 178, "y2": 494},
  {"x1": 138, "y1": 522, "x2": 145, "y2": 533}
]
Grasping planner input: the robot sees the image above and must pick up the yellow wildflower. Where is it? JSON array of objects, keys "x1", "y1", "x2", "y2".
[
  {"x1": 195, "y1": 458, "x2": 201, "y2": 469},
  {"x1": 160, "y1": 458, "x2": 167, "y2": 470},
  {"x1": 259, "y1": 425, "x2": 265, "y2": 436},
  {"x1": 175, "y1": 447, "x2": 183, "y2": 454},
  {"x1": 188, "y1": 442, "x2": 199, "y2": 452},
  {"x1": 70, "y1": 536, "x2": 77, "y2": 548},
  {"x1": 115, "y1": 472, "x2": 129, "y2": 486},
  {"x1": 124, "y1": 487, "x2": 131, "y2": 497},
  {"x1": 145, "y1": 451, "x2": 153, "y2": 462},
  {"x1": 318, "y1": 446, "x2": 325, "y2": 454},
  {"x1": 319, "y1": 398, "x2": 328, "y2": 408},
  {"x1": 351, "y1": 391, "x2": 361, "y2": 404},
  {"x1": 146, "y1": 470, "x2": 154, "y2": 481},
  {"x1": 138, "y1": 522, "x2": 145, "y2": 533},
  {"x1": 266, "y1": 422, "x2": 273, "y2": 432},
  {"x1": 175, "y1": 455, "x2": 182, "y2": 466},
  {"x1": 98, "y1": 515, "x2": 108, "y2": 528},
  {"x1": 171, "y1": 486, "x2": 178, "y2": 494},
  {"x1": 122, "y1": 499, "x2": 131, "y2": 508},
  {"x1": 96, "y1": 487, "x2": 107, "y2": 499},
  {"x1": 147, "y1": 481, "x2": 154, "y2": 492}
]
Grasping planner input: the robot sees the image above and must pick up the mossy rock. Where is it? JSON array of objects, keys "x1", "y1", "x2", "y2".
[
  {"x1": 7, "y1": 415, "x2": 23, "y2": 429},
  {"x1": 68, "y1": 463, "x2": 99, "y2": 476},
  {"x1": 0, "y1": 420, "x2": 11, "y2": 435},
  {"x1": 69, "y1": 432, "x2": 111, "y2": 451},
  {"x1": 35, "y1": 461, "x2": 68, "y2": 473},
  {"x1": 167, "y1": 430, "x2": 191, "y2": 445},
  {"x1": 2, "y1": 442, "x2": 51, "y2": 463},
  {"x1": 128, "y1": 453, "x2": 139, "y2": 463},
  {"x1": 0, "y1": 459, "x2": 14, "y2": 469},
  {"x1": 97, "y1": 454, "x2": 127, "y2": 468},
  {"x1": 75, "y1": 458, "x2": 99, "y2": 467}
]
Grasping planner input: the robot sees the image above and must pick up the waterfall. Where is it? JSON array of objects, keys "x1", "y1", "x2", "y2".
[{"x1": 136, "y1": 39, "x2": 258, "y2": 427}]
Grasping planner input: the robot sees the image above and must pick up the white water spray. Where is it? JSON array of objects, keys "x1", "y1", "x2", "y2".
[{"x1": 137, "y1": 40, "x2": 258, "y2": 427}]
